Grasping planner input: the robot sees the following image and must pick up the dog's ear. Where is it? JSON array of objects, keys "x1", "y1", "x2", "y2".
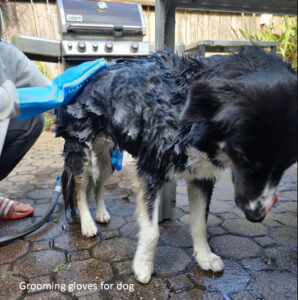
[
  {"x1": 183, "y1": 79, "x2": 241, "y2": 123},
  {"x1": 183, "y1": 80, "x2": 222, "y2": 122},
  {"x1": 181, "y1": 79, "x2": 241, "y2": 155},
  {"x1": 183, "y1": 121, "x2": 222, "y2": 157}
]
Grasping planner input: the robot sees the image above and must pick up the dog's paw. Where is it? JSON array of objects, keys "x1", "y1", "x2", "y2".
[
  {"x1": 132, "y1": 258, "x2": 153, "y2": 284},
  {"x1": 196, "y1": 252, "x2": 224, "y2": 272},
  {"x1": 81, "y1": 218, "x2": 98, "y2": 237},
  {"x1": 96, "y1": 210, "x2": 111, "y2": 224}
]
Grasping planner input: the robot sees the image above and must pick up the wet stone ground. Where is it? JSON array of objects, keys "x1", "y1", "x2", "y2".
[{"x1": 0, "y1": 132, "x2": 297, "y2": 300}]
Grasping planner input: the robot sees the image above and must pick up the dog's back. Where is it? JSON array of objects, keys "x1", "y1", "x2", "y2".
[{"x1": 55, "y1": 51, "x2": 200, "y2": 153}]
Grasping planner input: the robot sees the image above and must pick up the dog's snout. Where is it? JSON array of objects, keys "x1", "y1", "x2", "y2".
[{"x1": 244, "y1": 208, "x2": 265, "y2": 223}]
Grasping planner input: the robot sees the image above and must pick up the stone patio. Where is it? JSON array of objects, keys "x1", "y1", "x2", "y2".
[{"x1": 0, "y1": 131, "x2": 297, "y2": 300}]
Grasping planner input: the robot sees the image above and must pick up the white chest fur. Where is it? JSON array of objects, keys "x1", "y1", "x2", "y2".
[{"x1": 176, "y1": 147, "x2": 223, "y2": 181}]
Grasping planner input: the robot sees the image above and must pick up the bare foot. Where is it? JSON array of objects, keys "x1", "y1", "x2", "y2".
[
  {"x1": 0, "y1": 197, "x2": 34, "y2": 219},
  {"x1": 15, "y1": 203, "x2": 33, "y2": 212}
]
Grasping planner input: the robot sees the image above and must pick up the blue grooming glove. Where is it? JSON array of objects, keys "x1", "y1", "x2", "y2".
[
  {"x1": 17, "y1": 58, "x2": 107, "y2": 121},
  {"x1": 111, "y1": 149, "x2": 124, "y2": 171}
]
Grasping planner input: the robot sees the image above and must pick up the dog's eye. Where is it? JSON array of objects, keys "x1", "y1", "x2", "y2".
[
  {"x1": 242, "y1": 155, "x2": 250, "y2": 162},
  {"x1": 235, "y1": 151, "x2": 251, "y2": 162}
]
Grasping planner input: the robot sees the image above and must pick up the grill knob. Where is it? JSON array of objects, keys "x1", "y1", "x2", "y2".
[
  {"x1": 77, "y1": 41, "x2": 86, "y2": 52},
  {"x1": 92, "y1": 43, "x2": 98, "y2": 51},
  {"x1": 68, "y1": 43, "x2": 73, "y2": 50},
  {"x1": 131, "y1": 42, "x2": 139, "y2": 53},
  {"x1": 104, "y1": 41, "x2": 113, "y2": 52}
]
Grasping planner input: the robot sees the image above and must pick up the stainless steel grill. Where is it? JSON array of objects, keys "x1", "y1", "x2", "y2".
[
  {"x1": 57, "y1": 0, "x2": 152, "y2": 69},
  {"x1": 12, "y1": 1, "x2": 153, "y2": 69}
]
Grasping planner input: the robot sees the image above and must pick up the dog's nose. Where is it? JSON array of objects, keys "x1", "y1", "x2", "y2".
[{"x1": 244, "y1": 208, "x2": 265, "y2": 223}]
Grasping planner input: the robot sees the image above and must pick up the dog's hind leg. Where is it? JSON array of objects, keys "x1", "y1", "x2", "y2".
[
  {"x1": 132, "y1": 176, "x2": 160, "y2": 284},
  {"x1": 91, "y1": 136, "x2": 114, "y2": 224},
  {"x1": 95, "y1": 161, "x2": 113, "y2": 224},
  {"x1": 62, "y1": 139, "x2": 97, "y2": 237},
  {"x1": 187, "y1": 179, "x2": 224, "y2": 272},
  {"x1": 75, "y1": 167, "x2": 98, "y2": 237}
]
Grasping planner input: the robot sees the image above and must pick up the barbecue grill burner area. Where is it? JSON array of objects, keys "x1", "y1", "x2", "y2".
[
  {"x1": 61, "y1": 39, "x2": 150, "y2": 57},
  {"x1": 57, "y1": 0, "x2": 150, "y2": 65}
]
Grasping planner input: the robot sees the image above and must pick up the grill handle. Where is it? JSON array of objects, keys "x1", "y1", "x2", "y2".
[{"x1": 113, "y1": 24, "x2": 124, "y2": 37}]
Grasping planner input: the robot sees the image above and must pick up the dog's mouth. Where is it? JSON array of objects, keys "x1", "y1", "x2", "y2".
[{"x1": 265, "y1": 195, "x2": 279, "y2": 217}]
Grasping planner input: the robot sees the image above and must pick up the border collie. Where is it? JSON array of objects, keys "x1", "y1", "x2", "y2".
[{"x1": 55, "y1": 47, "x2": 297, "y2": 284}]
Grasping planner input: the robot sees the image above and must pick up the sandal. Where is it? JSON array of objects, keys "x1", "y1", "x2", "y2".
[{"x1": 0, "y1": 197, "x2": 34, "y2": 220}]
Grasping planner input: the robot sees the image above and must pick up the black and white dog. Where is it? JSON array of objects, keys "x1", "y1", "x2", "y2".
[{"x1": 55, "y1": 47, "x2": 297, "y2": 284}]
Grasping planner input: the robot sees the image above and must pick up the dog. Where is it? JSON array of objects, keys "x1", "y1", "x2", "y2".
[{"x1": 55, "y1": 47, "x2": 297, "y2": 284}]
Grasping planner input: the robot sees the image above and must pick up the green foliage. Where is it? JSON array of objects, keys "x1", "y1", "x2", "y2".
[
  {"x1": 43, "y1": 112, "x2": 55, "y2": 131},
  {"x1": 231, "y1": 16, "x2": 297, "y2": 70},
  {"x1": 4, "y1": 271, "x2": 18, "y2": 276},
  {"x1": 37, "y1": 62, "x2": 56, "y2": 130},
  {"x1": 53, "y1": 263, "x2": 68, "y2": 273},
  {"x1": 37, "y1": 62, "x2": 54, "y2": 80}
]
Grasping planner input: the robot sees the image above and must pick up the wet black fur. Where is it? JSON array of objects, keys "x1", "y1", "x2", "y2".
[{"x1": 56, "y1": 47, "x2": 297, "y2": 220}]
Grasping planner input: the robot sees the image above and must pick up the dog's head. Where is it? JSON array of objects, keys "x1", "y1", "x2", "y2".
[{"x1": 183, "y1": 54, "x2": 297, "y2": 222}]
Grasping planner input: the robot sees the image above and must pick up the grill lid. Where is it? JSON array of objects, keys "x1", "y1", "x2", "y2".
[{"x1": 58, "y1": 0, "x2": 146, "y2": 36}]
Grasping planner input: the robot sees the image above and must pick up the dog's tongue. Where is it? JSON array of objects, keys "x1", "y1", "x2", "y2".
[{"x1": 265, "y1": 196, "x2": 279, "y2": 216}]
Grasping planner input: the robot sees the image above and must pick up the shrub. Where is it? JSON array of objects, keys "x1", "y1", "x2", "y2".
[
  {"x1": 231, "y1": 16, "x2": 297, "y2": 70},
  {"x1": 36, "y1": 62, "x2": 56, "y2": 131},
  {"x1": 43, "y1": 112, "x2": 55, "y2": 131},
  {"x1": 37, "y1": 62, "x2": 54, "y2": 80}
]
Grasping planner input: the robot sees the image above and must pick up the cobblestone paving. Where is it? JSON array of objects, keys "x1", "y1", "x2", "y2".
[{"x1": 0, "y1": 132, "x2": 297, "y2": 300}]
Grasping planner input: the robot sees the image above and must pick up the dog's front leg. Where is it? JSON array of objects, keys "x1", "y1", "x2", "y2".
[
  {"x1": 187, "y1": 179, "x2": 224, "y2": 272},
  {"x1": 133, "y1": 178, "x2": 160, "y2": 284},
  {"x1": 76, "y1": 170, "x2": 98, "y2": 237}
]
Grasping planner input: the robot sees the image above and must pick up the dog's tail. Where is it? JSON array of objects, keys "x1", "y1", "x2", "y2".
[{"x1": 61, "y1": 168, "x2": 77, "y2": 216}]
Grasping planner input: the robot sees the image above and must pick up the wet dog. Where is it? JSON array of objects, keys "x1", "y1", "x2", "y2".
[{"x1": 55, "y1": 47, "x2": 297, "y2": 283}]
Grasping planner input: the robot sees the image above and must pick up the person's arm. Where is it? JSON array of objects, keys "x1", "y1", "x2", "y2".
[{"x1": 0, "y1": 80, "x2": 19, "y2": 121}]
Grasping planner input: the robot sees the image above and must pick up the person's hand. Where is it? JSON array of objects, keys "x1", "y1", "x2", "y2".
[{"x1": 0, "y1": 80, "x2": 20, "y2": 120}]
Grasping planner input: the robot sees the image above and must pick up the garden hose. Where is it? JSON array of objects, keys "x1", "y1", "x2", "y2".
[{"x1": 0, "y1": 175, "x2": 61, "y2": 245}]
